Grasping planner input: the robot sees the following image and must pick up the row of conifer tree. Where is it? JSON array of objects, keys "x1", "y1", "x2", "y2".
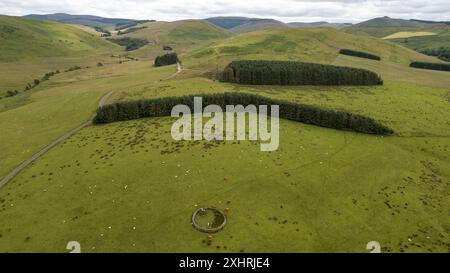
[
  {"x1": 220, "y1": 60, "x2": 383, "y2": 86},
  {"x1": 93, "y1": 92, "x2": 393, "y2": 135}
]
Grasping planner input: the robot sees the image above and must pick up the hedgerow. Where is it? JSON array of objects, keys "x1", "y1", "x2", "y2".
[
  {"x1": 410, "y1": 61, "x2": 450, "y2": 72},
  {"x1": 339, "y1": 49, "x2": 381, "y2": 61}
]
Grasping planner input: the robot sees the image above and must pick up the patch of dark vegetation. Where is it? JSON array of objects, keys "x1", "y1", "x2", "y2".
[
  {"x1": 94, "y1": 26, "x2": 111, "y2": 37},
  {"x1": 5, "y1": 90, "x2": 19, "y2": 97},
  {"x1": 339, "y1": 49, "x2": 381, "y2": 61},
  {"x1": 1, "y1": 25, "x2": 16, "y2": 34},
  {"x1": 154, "y1": 52, "x2": 179, "y2": 67},
  {"x1": 221, "y1": 60, "x2": 383, "y2": 86},
  {"x1": 115, "y1": 20, "x2": 154, "y2": 31},
  {"x1": 110, "y1": 54, "x2": 139, "y2": 64},
  {"x1": 163, "y1": 45, "x2": 173, "y2": 51},
  {"x1": 410, "y1": 61, "x2": 450, "y2": 72},
  {"x1": 93, "y1": 92, "x2": 393, "y2": 135},
  {"x1": 117, "y1": 26, "x2": 147, "y2": 35},
  {"x1": 107, "y1": 37, "x2": 149, "y2": 51},
  {"x1": 65, "y1": 66, "x2": 83, "y2": 72},
  {"x1": 420, "y1": 47, "x2": 450, "y2": 62}
]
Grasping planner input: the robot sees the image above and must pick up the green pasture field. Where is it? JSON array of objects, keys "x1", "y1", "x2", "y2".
[{"x1": 0, "y1": 116, "x2": 448, "y2": 252}]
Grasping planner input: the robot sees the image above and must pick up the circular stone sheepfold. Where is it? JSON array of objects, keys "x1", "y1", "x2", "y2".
[{"x1": 192, "y1": 208, "x2": 227, "y2": 233}]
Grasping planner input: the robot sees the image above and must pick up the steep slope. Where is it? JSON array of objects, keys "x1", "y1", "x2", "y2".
[
  {"x1": 0, "y1": 15, "x2": 119, "y2": 62},
  {"x1": 186, "y1": 27, "x2": 439, "y2": 70}
]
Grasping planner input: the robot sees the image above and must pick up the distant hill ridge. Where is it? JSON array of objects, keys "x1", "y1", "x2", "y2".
[
  {"x1": 288, "y1": 22, "x2": 352, "y2": 29},
  {"x1": 206, "y1": 16, "x2": 353, "y2": 33},
  {"x1": 206, "y1": 17, "x2": 283, "y2": 29},
  {"x1": 23, "y1": 13, "x2": 154, "y2": 28},
  {"x1": 410, "y1": 19, "x2": 450, "y2": 26}
]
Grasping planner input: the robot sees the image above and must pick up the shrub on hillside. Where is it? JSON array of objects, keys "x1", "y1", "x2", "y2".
[
  {"x1": 5, "y1": 90, "x2": 19, "y2": 97},
  {"x1": 93, "y1": 92, "x2": 393, "y2": 135},
  {"x1": 94, "y1": 27, "x2": 111, "y2": 37},
  {"x1": 154, "y1": 53, "x2": 179, "y2": 67},
  {"x1": 339, "y1": 49, "x2": 381, "y2": 61},
  {"x1": 410, "y1": 61, "x2": 450, "y2": 71},
  {"x1": 66, "y1": 66, "x2": 82, "y2": 72},
  {"x1": 220, "y1": 60, "x2": 383, "y2": 86}
]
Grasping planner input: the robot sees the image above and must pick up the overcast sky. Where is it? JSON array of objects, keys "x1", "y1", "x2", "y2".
[{"x1": 1, "y1": 0, "x2": 449, "y2": 23}]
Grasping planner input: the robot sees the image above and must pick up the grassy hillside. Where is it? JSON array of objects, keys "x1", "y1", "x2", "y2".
[
  {"x1": 387, "y1": 30, "x2": 450, "y2": 57},
  {"x1": 227, "y1": 20, "x2": 288, "y2": 34},
  {"x1": 344, "y1": 17, "x2": 450, "y2": 57},
  {"x1": 0, "y1": 15, "x2": 119, "y2": 62},
  {"x1": 344, "y1": 17, "x2": 449, "y2": 38},
  {"x1": 112, "y1": 20, "x2": 232, "y2": 58},
  {"x1": 185, "y1": 27, "x2": 439, "y2": 71}
]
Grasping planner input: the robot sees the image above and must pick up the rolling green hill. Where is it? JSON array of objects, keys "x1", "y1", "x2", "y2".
[
  {"x1": 0, "y1": 15, "x2": 120, "y2": 62},
  {"x1": 344, "y1": 16, "x2": 450, "y2": 60},
  {"x1": 344, "y1": 16, "x2": 449, "y2": 38},
  {"x1": 185, "y1": 27, "x2": 439, "y2": 71},
  {"x1": 206, "y1": 16, "x2": 288, "y2": 33},
  {"x1": 386, "y1": 28, "x2": 450, "y2": 60},
  {"x1": 112, "y1": 20, "x2": 233, "y2": 58}
]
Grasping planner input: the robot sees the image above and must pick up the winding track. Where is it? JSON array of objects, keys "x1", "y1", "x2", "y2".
[
  {"x1": 0, "y1": 91, "x2": 114, "y2": 188},
  {"x1": 0, "y1": 63, "x2": 183, "y2": 188},
  {"x1": 164, "y1": 62, "x2": 183, "y2": 80}
]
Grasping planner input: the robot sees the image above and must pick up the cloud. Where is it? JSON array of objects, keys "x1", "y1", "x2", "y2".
[{"x1": 0, "y1": 0, "x2": 448, "y2": 23}]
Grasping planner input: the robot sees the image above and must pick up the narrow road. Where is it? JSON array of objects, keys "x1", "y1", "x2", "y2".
[{"x1": 0, "y1": 91, "x2": 114, "y2": 189}]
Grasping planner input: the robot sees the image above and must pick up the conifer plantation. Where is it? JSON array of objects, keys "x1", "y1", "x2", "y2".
[
  {"x1": 220, "y1": 60, "x2": 383, "y2": 85},
  {"x1": 93, "y1": 92, "x2": 393, "y2": 135}
]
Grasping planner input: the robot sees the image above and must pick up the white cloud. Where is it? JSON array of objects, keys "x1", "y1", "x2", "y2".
[{"x1": 0, "y1": 0, "x2": 449, "y2": 23}]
